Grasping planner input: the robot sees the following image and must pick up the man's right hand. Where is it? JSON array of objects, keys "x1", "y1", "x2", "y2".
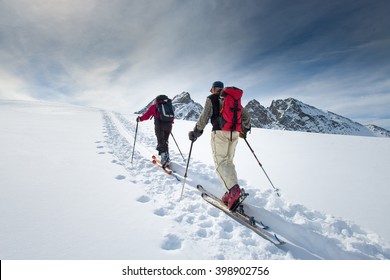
[{"x1": 188, "y1": 128, "x2": 203, "y2": 142}]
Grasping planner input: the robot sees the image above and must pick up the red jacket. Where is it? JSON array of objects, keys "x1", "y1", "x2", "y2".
[
  {"x1": 139, "y1": 103, "x2": 174, "y2": 123},
  {"x1": 139, "y1": 104, "x2": 158, "y2": 121}
]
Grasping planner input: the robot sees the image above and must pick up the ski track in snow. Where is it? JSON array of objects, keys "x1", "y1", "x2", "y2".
[{"x1": 101, "y1": 111, "x2": 390, "y2": 260}]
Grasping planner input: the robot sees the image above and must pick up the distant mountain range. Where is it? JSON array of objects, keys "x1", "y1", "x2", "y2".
[
  {"x1": 135, "y1": 92, "x2": 390, "y2": 138},
  {"x1": 245, "y1": 98, "x2": 390, "y2": 137}
]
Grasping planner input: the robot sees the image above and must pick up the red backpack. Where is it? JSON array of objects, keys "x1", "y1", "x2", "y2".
[{"x1": 219, "y1": 87, "x2": 243, "y2": 138}]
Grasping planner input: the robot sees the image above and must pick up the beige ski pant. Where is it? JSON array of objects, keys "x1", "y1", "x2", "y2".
[{"x1": 211, "y1": 130, "x2": 239, "y2": 191}]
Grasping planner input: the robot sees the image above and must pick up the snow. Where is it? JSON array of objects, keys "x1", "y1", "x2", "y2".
[{"x1": 0, "y1": 99, "x2": 389, "y2": 260}]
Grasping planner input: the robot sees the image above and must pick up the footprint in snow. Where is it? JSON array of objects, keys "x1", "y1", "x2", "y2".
[
  {"x1": 115, "y1": 175, "x2": 126, "y2": 180},
  {"x1": 214, "y1": 253, "x2": 225, "y2": 260},
  {"x1": 219, "y1": 229, "x2": 232, "y2": 240},
  {"x1": 185, "y1": 215, "x2": 196, "y2": 224},
  {"x1": 154, "y1": 208, "x2": 169, "y2": 217},
  {"x1": 111, "y1": 160, "x2": 123, "y2": 166},
  {"x1": 198, "y1": 214, "x2": 207, "y2": 221},
  {"x1": 199, "y1": 220, "x2": 213, "y2": 228},
  {"x1": 218, "y1": 220, "x2": 234, "y2": 233},
  {"x1": 242, "y1": 238, "x2": 256, "y2": 246},
  {"x1": 207, "y1": 207, "x2": 220, "y2": 217},
  {"x1": 136, "y1": 195, "x2": 151, "y2": 203},
  {"x1": 196, "y1": 228, "x2": 207, "y2": 238},
  {"x1": 161, "y1": 234, "x2": 182, "y2": 250}
]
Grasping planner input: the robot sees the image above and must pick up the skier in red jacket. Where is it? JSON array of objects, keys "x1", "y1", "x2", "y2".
[{"x1": 137, "y1": 95, "x2": 174, "y2": 167}]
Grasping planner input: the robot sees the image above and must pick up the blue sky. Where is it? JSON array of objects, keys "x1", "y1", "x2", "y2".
[{"x1": 1, "y1": 0, "x2": 389, "y2": 129}]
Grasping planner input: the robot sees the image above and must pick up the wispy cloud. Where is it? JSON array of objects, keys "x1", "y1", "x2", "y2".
[{"x1": 0, "y1": 0, "x2": 389, "y2": 128}]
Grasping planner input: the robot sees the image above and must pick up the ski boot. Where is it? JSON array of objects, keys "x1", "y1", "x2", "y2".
[{"x1": 160, "y1": 152, "x2": 170, "y2": 168}]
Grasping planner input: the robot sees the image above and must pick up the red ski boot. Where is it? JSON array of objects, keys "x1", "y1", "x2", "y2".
[{"x1": 227, "y1": 184, "x2": 242, "y2": 210}]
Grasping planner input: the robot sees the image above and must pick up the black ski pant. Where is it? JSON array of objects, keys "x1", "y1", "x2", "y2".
[{"x1": 154, "y1": 120, "x2": 172, "y2": 155}]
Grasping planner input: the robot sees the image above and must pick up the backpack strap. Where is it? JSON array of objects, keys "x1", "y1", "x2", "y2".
[{"x1": 208, "y1": 93, "x2": 222, "y2": 131}]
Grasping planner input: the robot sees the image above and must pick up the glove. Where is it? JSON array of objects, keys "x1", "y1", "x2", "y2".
[
  {"x1": 136, "y1": 116, "x2": 141, "y2": 122},
  {"x1": 188, "y1": 128, "x2": 203, "y2": 142},
  {"x1": 239, "y1": 125, "x2": 251, "y2": 139}
]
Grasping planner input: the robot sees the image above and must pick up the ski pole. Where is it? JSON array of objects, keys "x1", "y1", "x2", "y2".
[
  {"x1": 131, "y1": 120, "x2": 139, "y2": 164},
  {"x1": 170, "y1": 132, "x2": 185, "y2": 161},
  {"x1": 180, "y1": 140, "x2": 194, "y2": 201},
  {"x1": 243, "y1": 138, "x2": 280, "y2": 197}
]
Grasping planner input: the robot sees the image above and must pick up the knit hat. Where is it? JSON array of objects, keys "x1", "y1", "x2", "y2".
[{"x1": 211, "y1": 81, "x2": 224, "y2": 90}]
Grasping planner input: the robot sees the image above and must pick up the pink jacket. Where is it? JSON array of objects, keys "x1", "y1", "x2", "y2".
[
  {"x1": 139, "y1": 104, "x2": 158, "y2": 121},
  {"x1": 139, "y1": 103, "x2": 174, "y2": 123}
]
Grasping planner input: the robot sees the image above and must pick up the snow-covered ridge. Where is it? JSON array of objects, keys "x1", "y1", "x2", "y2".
[
  {"x1": 247, "y1": 97, "x2": 390, "y2": 137},
  {"x1": 365, "y1": 124, "x2": 390, "y2": 137},
  {"x1": 268, "y1": 98, "x2": 377, "y2": 136}
]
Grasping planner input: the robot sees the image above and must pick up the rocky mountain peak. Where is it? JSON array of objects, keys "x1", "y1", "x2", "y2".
[
  {"x1": 135, "y1": 91, "x2": 203, "y2": 121},
  {"x1": 245, "y1": 99, "x2": 277, "y2": 128},
  {"x1": 171, "y1": 92, "x2": 203, "y2": 121},
  {"x1": 172, "y1": 92, "x2": 192, "y2": 104}
]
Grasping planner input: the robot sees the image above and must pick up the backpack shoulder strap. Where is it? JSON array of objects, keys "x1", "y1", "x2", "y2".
[{"x1": 207, "y1": 93, "x2": 222, "y2": 131}]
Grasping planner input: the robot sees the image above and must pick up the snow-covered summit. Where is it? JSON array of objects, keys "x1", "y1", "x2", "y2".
[
  {"x1": 171, "y1": 92, "x2": 203, "y2": 121},
  {"x1": 244, "y1": 99, "x2": 279, "y2": 129},
  {"x1": 134, "y1": 92, "x2": 203, "y2": 121},
  {"x1": 269, "y1": 98, "x2": 373, "y2": 136},
  {"x1": 247, "y1": 97, "x2": 390, "y2": 137}
]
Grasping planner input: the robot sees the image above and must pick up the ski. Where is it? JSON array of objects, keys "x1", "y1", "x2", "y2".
[
  {"x1": 197, "y1": 185, "x2": 269, "y2": 230},
  {"x1": 197, "y1": 185, "x2": 285, "y2": 246},
  {"x1": 152, "y1": 155, "x2": 180, "y2": 181}
]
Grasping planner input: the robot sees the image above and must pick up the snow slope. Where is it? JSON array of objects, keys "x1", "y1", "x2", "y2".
[{"x1": 0, "y1": 100, "x2": 389, "y2": 260}]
